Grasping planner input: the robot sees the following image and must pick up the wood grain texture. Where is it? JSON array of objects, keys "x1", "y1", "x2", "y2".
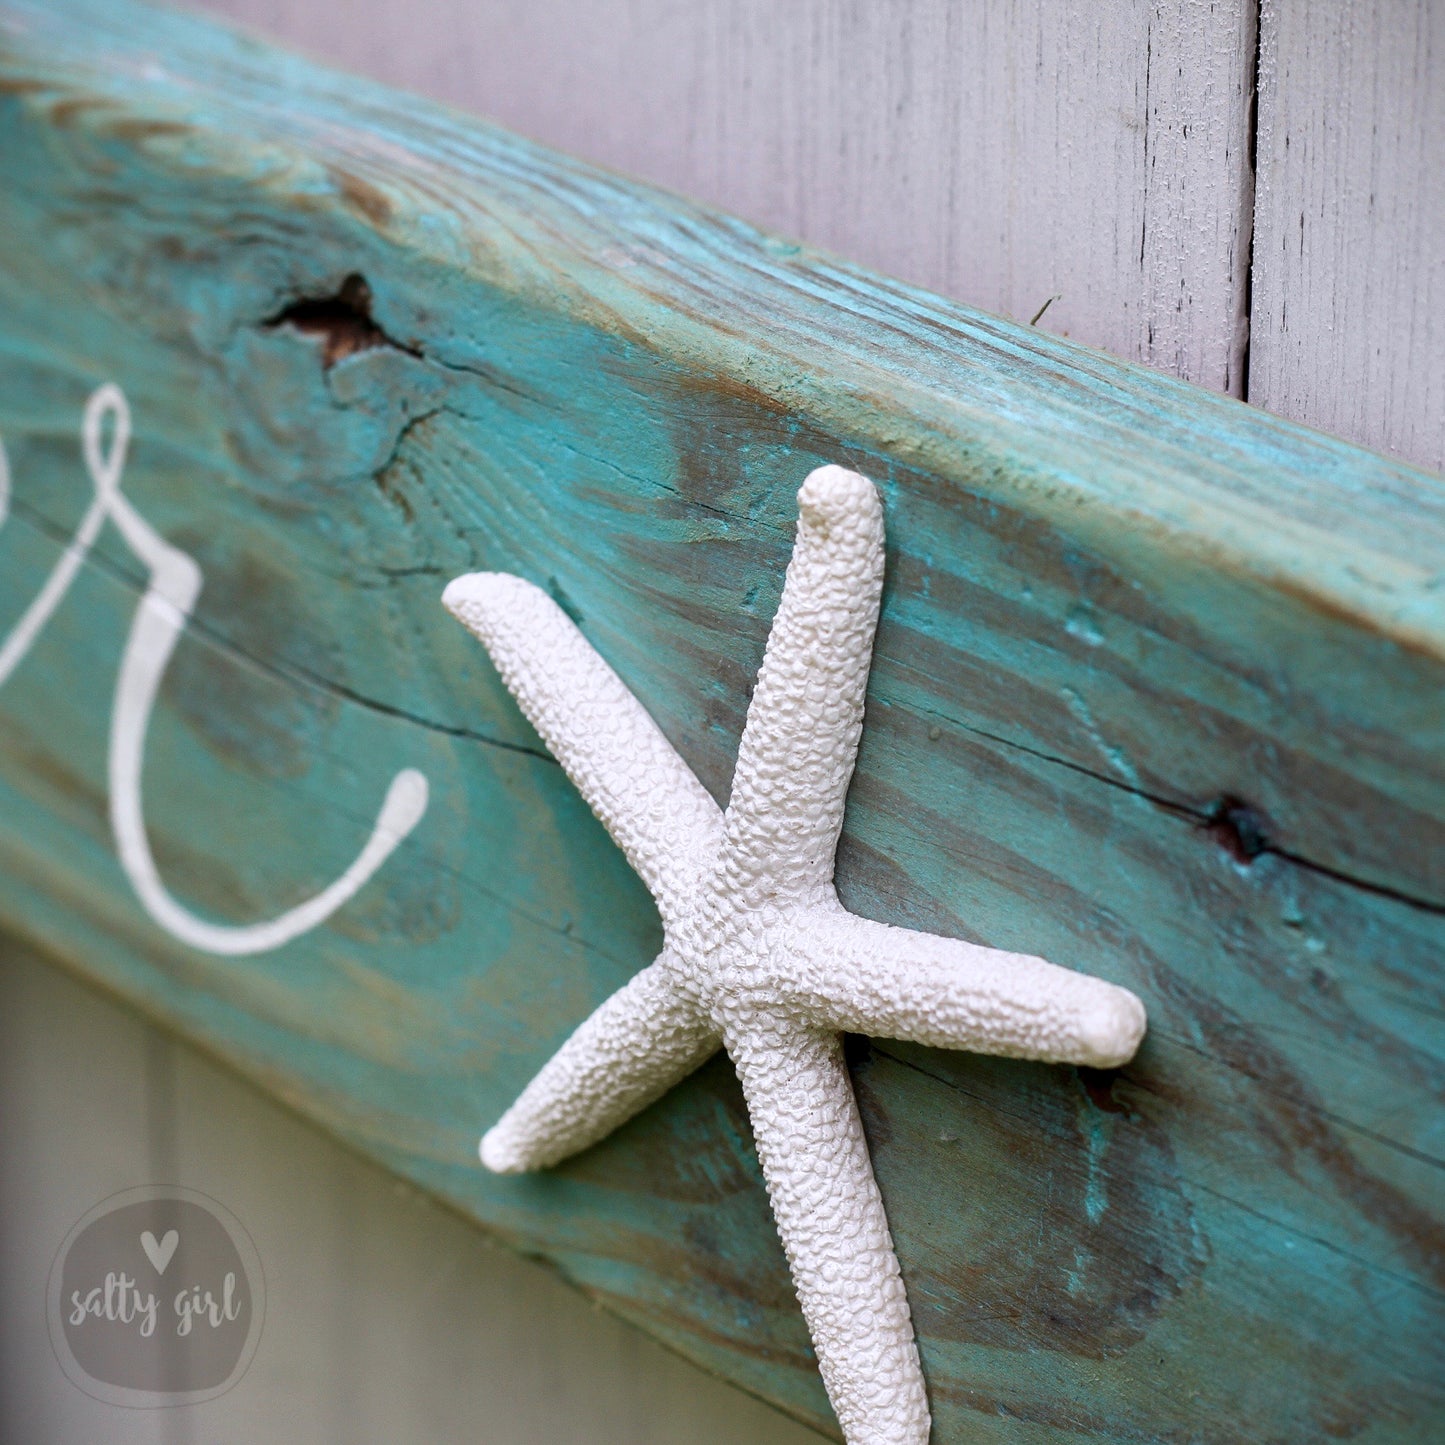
[
  {"x1": 191, "y1": 0, "x2": 1257, "y2": 395},
  {"x1": 0, "y1": 937, "x2": 825, "y2": 1444},
  {"x1": 0, "y1": 3, "x2": 1442, "y2": 1440},
  {"x1": 1251, "y1": 0, "x2": 1445, "y2": 473}
]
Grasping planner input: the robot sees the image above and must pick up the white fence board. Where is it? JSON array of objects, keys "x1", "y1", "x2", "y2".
[{"x1": 1250, "y1": 0, "x2": 1444, "y2": 472}]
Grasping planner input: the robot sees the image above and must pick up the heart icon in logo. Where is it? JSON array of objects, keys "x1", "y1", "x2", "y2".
[{"x1": 140, "y1": 1229, "x2": 179, "y2": 1275}]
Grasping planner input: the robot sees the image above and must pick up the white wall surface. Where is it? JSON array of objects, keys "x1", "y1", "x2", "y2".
[
  {"x1": 0, "y1": 939, "x2": 824, "y2": 1445},
  {"x1": 190, "y1": 0, "x2": 1442, "y2": 472}
]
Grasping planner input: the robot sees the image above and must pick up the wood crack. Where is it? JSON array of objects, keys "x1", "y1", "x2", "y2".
[
  {"x1": 10, "y1": 475, "x2": 1441, "y2": 919},
  {"x1": 6, "y1": 496, "x2": 556, "y2": 766},
  {"x1": 908, "y1": 702, "x2": 1445, "y2": 916}
]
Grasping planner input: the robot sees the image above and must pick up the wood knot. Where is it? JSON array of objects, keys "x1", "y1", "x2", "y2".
[{"x1": 266, "y1": 273, "x2": 392, "y2": 368}]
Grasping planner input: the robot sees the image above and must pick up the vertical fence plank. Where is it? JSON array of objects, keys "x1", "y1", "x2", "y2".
[{"x1": 1250, "y1": 0, "x2": 1444, "y2": 471}]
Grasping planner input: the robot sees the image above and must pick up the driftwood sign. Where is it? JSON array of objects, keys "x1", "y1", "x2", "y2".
[{"x1": 1, "y1": 1, "x2": 1441, "y2": 1439}]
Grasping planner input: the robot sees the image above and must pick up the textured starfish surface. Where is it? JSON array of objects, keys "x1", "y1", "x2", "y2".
[{"x1": 443, "y1": 465, "x2": 1146, "y2": 1444}]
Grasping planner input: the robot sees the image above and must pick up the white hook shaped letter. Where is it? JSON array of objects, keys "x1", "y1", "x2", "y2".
[{"x1": 0, "y1": 384, "x2": 428, "y2": 955}]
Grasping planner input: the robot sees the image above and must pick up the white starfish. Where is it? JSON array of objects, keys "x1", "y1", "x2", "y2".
[{"x1": 443, "y1": 465, "x2": 1146, "y2": 1445}]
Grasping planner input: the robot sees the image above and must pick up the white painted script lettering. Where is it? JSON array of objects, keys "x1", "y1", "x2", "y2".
[
  {"x1": 0, "y1": 385, "x2": 428, "y2": 954},
  {"x1": 175, "y1": 1273, "x2": 242, "y2": 1336},
  {"x1": 66, "y1": 1270, "x2": 244, "y2": 1339},
  {"x1": 69, "y1": 1273, "x2": 159, "y2": 1339}
]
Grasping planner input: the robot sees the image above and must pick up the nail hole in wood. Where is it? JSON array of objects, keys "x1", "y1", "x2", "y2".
[{"x1": 1204, "y1": 795, "x2": 1270, "y2": 865}]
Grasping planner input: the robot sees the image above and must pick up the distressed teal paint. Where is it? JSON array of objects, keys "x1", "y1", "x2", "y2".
[{"x1": 0, "y1": 2, "x2": 1442, "y2": 1439}]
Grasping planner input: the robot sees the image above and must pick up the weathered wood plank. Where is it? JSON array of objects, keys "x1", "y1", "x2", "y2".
[
  {"x1": 193, "y1": 0, "x2": 1258, "y2": 394},
  {"x1": 0, "y1": 2, "x2": 1441, "y2": 1439},
  {"x1": 1250, "y1": 0, "x2": 1445, "y2": 472}
]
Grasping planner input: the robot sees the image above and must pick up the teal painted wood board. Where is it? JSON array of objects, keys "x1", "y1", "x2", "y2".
[{"x1": 0, "y1": 2, "x2": 1441, "y2": 1438}]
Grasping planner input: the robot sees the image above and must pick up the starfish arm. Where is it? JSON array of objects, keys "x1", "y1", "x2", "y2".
[
  {"x1": 729, "y1": 1025, "x2": 930, "y2": 1445},
  {"x1": 786, "y1": 911, "x2": 1147, "y2": 1068},
  {"x1": 721, "y1": 467, "x2": 885, "y2": 906},
  {"x1": 444, "y1": 573, "x2": 723, "y2": 927},
  {"x1": 480, "y1": 954, "x2": 719, "y2": 1172}
]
